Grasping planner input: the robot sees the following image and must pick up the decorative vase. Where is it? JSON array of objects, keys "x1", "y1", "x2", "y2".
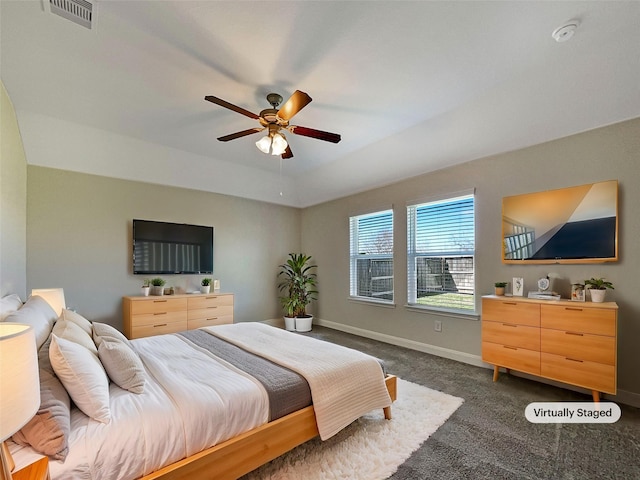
[
  {"x1": 284, "y1": 316, "x2": 296, "y2": 331},
  {"x1": 295, "y1": 315, "x2": 313, "y2": 332},
  {"x1": 201, "y1": 285, "x2": 210, "y2": 294},
  {"x1": 141, "y1": 286, "x2": 150, "y2": 297},
  {"x1": 590, "y1": 289, "x2": 606, "y2": 303}
]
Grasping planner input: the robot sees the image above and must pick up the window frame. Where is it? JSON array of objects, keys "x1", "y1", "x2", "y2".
[
  {"x1": 406, "y1": 191, "x2": 476, "y2": 315},
  {"x1": 349, "y1": 208, "x2": 395, "y2": 305}
]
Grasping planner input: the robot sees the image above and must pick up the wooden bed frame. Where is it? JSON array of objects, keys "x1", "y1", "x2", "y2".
[{"x1": 142, "y1": 374, "x2": 397, "y2": 480}]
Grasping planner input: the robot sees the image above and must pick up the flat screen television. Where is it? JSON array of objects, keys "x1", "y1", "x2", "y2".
[
  {"x1": 502, "y1": 180, "x2": 618, "y2": 264},
  {"x1": 133, "y1": 219, "x2": 213, "y2": 274}
]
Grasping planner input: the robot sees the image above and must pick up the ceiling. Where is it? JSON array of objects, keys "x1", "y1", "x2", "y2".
[{"x1": 2, "y1": 1, "x2": 639, "y2": 207}]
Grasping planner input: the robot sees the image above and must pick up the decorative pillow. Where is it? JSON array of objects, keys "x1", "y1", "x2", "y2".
[
  {"x1": 92, "y1": 321, "x2": 132, "y2": 349},
  {"x1": 12, "y1": 369, "x2": 71, "y2": 460},
  {"x1": 53, "y1": 318, "x2": 98, "y2": 355},
  {"x1": 60, "y1": 309, "x2": 93, "y2": 336},
  {"x1": 0, "y1": 293, "x2": 23, "y2": 321},
  {"x1": 49, "y1": 334, "x2": 111, "y2": 424},
  {"x1": 4, "y1": 295, "x2": 57, "y2": 349},
  {"x1": 98, "y1": 336, "x2": 146, "y2": 394},
  {"x1": 13, "y1": 336, "x2": 72, "y2": 460}
]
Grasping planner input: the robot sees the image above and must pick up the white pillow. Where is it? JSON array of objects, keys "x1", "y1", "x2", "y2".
[
  {"x1": 98, "y1": 337, "x2": 146, "y2": 394},
  {"x1": 49, "y1": 334, "x2": 111, "y2": 424},
  {"x1": 0, "y1": 294, "x2": 23, "y2": 321},
  {"x1": 60, "y1": 309, "x2": 93, "y2": 336},
  {"x1": 53, "y1": 319, "x2": 98, "y2": 355},
  {"x1": 5, "y1": 295, "x2": 57, "y2": 349},
  {"x1": 92, "y1": 322, "x2": 132, "y2": 349}
]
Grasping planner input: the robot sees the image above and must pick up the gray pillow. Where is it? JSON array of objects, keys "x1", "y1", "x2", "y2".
[
  {"x1": 97, "y1": 336, "x2": 146, "y2": 394},
  {"x1": 92, "y1": 321, "x2": 132, "y2": 349},
  {"x1": 4, "y1": 295, "x2": 57, "y2": 349}
]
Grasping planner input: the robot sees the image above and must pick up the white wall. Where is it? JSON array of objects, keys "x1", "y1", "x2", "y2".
[
  {"x1": 302, "y1": 117, "x2": 640, "y2": 400},
  {"x1": 0, "y1": 81, "x2": 27, "y2": 298}
]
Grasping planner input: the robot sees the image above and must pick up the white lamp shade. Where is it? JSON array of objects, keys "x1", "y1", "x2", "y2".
[
  {"x1": 270, "y1": 133, "x2": 288, "y2": 155},
  {"x1": 255, "y1": 135, "x2": 272, "y2": 154},
  {"x1": 31, "y1": 288, "x2": 66, "y2": 316},
  {"x1": 0, "y1": 323, "x2": 40, "y2": 441}
]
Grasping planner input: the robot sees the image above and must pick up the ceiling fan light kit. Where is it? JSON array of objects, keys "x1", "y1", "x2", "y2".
[{"x1": 205, "y1": 90, "x2": 341, "y2": 159}]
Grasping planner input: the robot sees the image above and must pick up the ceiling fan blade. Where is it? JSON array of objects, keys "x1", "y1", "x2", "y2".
[
  {"x1": 281, "y1": 145, "x2": 293, "y2": 159},
  {"x1": 205, "y1": 96, "x2": 260, "y2": 120},
  {"x1": 289, "y1": 125, "x2": 341, "y2": 143},
  {"x1": 217, "y1": 127, "x2": 264, "y2": 142},
  {"x1": 277, "y1": 90, "x2": 312, "y2": 121}
]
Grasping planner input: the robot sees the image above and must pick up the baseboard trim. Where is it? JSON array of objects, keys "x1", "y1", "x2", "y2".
[{"x1": 314, "y1": 318, "x2": 640, "y2": 408}]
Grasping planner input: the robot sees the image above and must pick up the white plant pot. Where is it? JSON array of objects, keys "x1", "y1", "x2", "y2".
[
  {"x1": 590, "y1": 289, "x2": 606, "y2": 303},
  {"x1": 284, "y1": 316, "x2": 296, "y2": 331},
  {"x1": 295, "y1": 316, "x2": 313, "y2": 332},
  {"x1": 141, "y1": 286, "x2": 150, "y2": 297},
  {"x1": 201, "y1": 285, "x2": 210, "y2": 294}
]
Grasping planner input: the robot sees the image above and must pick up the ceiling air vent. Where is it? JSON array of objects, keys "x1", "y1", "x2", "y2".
[{"x1": 48, "y1": 0, "x2": 94, "y2": 30}]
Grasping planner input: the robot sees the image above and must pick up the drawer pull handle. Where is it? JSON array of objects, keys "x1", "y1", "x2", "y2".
[
  {"x1": 565, "y1": 331, "x2": 584, "y2": 336},
  {"x1": 503, "y1": 345, "x2": 518, "y2": 350},
  {"x1": 153, "y1": 312, "x2": 167, "y2": 316},
  {"x1": 565, "y1": 307, "x2": 583, "y2": 312},
  {"x1": 153, "y1": 323, "x2": 168, "y2": 328},
  {"x1": 206, "y1": 296, "x2": 218, "y2": 300},
  {"x1": 503, "y1": 302, "x2": 517, "y2": 305},
  {"x1": 565, "y1": 357, "x2": 583, "y2": 363},
  {"x1": 207, "y1": 306, "x2": 218, "y2": 309},
  {"x1": 207, "y1": 317, "x2": 218, "y2": 321},
  {"x1": 502, "y1": 323, "x2": 518, "y2": 327},
  {"x1": 153, "y1": 300, "x2": 168, "y2": 303}
]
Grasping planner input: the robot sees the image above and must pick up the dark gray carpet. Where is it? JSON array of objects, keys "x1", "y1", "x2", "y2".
[{"x1": 299, "y1": 326, "x2": 640, "y2": 480}]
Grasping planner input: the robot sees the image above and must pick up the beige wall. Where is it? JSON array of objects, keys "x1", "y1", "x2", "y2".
[
  {"x1": 302, "y1": 117, "x2": 640, "y2": 400},
  {"x1": 0, "y1": 81, "x2": 27, "y2": 298},
  {"x1": 26, "y1": 167, "x2": 301, "y2": 329}
]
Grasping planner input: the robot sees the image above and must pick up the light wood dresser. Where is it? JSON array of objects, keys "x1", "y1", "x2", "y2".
[
  {"x1": 123, "y1": 292, "x2": 234, "y2": 339},
  {"x1": 481, "y1": 295, "x2": 617, "y2": 402}
]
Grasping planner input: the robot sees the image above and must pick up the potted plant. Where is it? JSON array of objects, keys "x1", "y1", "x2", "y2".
[
  {"x1": 150, "y1": 277, "x2": 166, "y2": 296},
  {"x1": 280, "y1": 296, "x2": 298, "y2": 331},
  {"x1": 584, "y1": 277, "x2": 614, "y2": 303},
  {"x1": 141, "y1": 279, "x2": 150, "y2": 297},
  {"x1": 494, "y1": 282, "x2": 507, "y2": 296},
  {"x1": 201, "y1": 278, "x2": 212, "y2": 294},
  {"x1": 278, "y1": 253, "x2": 318, "y2": 332}
]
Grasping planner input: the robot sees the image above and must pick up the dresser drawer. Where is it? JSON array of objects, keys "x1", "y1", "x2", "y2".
[
  {"x1": 541, "y1": 328, "x2": 615, "y2": 365},
  {"x1": 188, "y1": 294, "x2": 233, "y2": 310},
  {"x1": 540, "y1": 304, "x2": 615, "y2": 336},
  {"x1": 482, "y1": 342, "x2": 540, "y2": 375},
  {"x1": 482, "y1": 321, "x2": 540, "y2": 350},
  {"x1": 541, "y1": 352, "x2": 615, "y2": 394},
  {"x1": 482, "y1": 298, "x2": 540, "y2": 327},
  {"x1": 131, "y1": 310, "x2": 187, "y2": 327},
  {"x1": 132, "y1": 320, "x2": 188, "y2": 339},
  {"x1": 130, "y1": 297, "x2": 188, "y2": 315},
  {"x1": 188, "y1": 315, "x2": 233, "y2": 330},
  {"x1": 188, "y1": 304, "x2": 233, "y2": 321}
]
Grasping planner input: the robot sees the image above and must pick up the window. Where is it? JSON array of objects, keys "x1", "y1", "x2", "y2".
[
  {"x1": 349, "y1": 209, "x2": 394, "y2": 303},
  {"x1": 407, "y1": 193, "x2": 475, "y2": 312}
]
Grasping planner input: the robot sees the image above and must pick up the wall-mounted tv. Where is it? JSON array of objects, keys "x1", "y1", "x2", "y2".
[
  {"x1": 502, "y1": 180, "x2": 618, "y2": 264},
  {"x1": 133, "y1": 219, "x2": 213, "y2": 274}
]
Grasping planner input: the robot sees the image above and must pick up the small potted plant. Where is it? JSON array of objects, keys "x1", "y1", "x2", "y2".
[
  {"x1": 494, "y1": 282, "x2": 507, "y2": 296},
  {"x1": 201, "y1": 278, "x2": 212, "y2": 294},
  {"x1": 150, "y1": 277, "x2": 166, "y2": 296},
  {"x1": 141, "y1": 279, "x2": 150, "y2": 297},
  {"x1": 584, "y1": 277, "x2": 614, "y2": 303}
]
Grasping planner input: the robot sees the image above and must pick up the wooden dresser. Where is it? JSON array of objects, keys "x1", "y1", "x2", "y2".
[
  {"x1": 123, "y1": 292, "x2": 234, "y2": 339},
  {"x1": 481, "y1": 295, "x2": 617, "y2": 401}
]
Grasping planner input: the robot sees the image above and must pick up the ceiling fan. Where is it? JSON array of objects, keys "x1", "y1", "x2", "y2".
[{"x1": 204, "y1": 90, "x2": 341, "y2": 159}]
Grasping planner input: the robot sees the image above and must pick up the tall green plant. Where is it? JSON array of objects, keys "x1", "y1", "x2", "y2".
[{"x1": 278, "y1": 253, "x2": 318, "y2": 317}]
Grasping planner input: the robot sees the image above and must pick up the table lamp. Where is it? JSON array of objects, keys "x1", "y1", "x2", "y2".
[
  {"x1": 30, "y1": 288, "x2": 66, "y2": 317},
  {"x1": 0, "y1": 324, "x2": 40, "y2": 480}
]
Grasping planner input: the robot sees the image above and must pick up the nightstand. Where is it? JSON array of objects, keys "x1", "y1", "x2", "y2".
[{"x1": 12, "y1": 457, "x2": 49, "y2": 480}]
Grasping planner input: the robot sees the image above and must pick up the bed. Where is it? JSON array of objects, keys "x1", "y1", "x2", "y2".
[{"x1": 2, "y1": 294, "x2": 396, "y2": 480}]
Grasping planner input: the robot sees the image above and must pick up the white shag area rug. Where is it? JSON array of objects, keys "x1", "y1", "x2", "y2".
[{"x1": 243, "y1": 378, "x2": 464, "y2": 480}]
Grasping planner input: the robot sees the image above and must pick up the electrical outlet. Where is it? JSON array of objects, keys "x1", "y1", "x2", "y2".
[{"x1": 434, "y1": 320, "x2": 442, "y2": 332}]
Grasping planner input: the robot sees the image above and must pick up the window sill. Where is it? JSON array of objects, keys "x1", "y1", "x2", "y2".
[
  {"x1": 405, "y1": 304, "x2": 479, "y2": 320},
  {"x1": 348, "y1": 297, "x2": 396, "y2": 309}
]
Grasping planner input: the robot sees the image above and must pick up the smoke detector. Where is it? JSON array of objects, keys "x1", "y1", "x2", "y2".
[
  {"x1": 552, "y1": 20, "x2": 579, "y2": 43},
  {"x1": 45, "y1": 0, "x2": 95, "y2": 30}
]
